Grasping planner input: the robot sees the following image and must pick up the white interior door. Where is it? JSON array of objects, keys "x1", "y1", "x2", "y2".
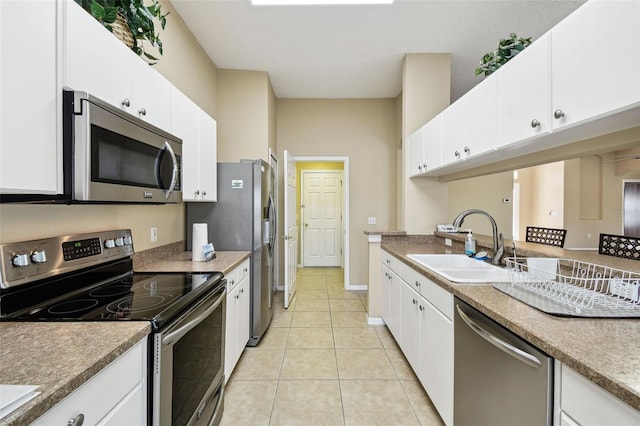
[
  {"x1": 283, "y1": 151, "x2": 298, "y2": 308},
  {"x1": 302, "y1": 171, "x2": 343, "y2": 267}
]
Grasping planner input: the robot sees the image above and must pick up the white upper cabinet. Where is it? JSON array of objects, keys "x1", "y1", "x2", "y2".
[
  {"x1": 441, "y1": 75, "x2": 497, "y2": 167},
  {"x1": 408, "y1": 126, "x2": 425, "y2": 177},
  {"x1": 0, "y1": 0, "x2": 60, "y2": 195},
  {"x1": 423, "y1": 114, "x2": 443, "y2": 172},
  {"x1": 496, "y1": 33, "x2": 552, "y2": 148},
  {"x1": 63, "y1": 0, "x2": 171, "y2": 131},
  {"x1": 171, "y1": 87, "x2": 217, "y2": 202},
  {"x1": 551, "y1": 0, "x2": 640, "y2": 130}
]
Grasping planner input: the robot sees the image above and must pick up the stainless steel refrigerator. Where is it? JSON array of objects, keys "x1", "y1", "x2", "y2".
[{"x1": 186, "y1": 159, "x2": 276, "y2": 346}]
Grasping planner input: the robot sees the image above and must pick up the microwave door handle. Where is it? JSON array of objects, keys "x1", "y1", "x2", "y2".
[
  {"x1": 162, "y1": 289, "x2": 225, "y2": 345},
  {"x1": 162, "y1": 141, "x2": 179, "y2": 199}
]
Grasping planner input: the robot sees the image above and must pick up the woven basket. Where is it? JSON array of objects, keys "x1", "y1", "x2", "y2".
[{"x1": 111, "y1": 10, "x2": 134, "y2": 49}]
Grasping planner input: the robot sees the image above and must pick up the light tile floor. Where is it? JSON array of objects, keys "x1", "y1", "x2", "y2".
[{"x1": 220, "y1": 267, "x2": 445, "y2": 426}]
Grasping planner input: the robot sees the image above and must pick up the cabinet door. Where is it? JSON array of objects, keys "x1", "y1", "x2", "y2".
[
  {"x1": 131, "y1": 66, "x2": 171, "y2": 131},
  {"x1": 1, "y1": 0, "x2": 59, "y2": 195},
  {"x1": 381, "y1": 265, "x2": 392, "y2": 325},
  {"x1": 462, "y1": 75, "x2": 497, "y2": 158},
  {"x1": 496, "y1": 33, "x2": 552, "y2": 148},
  {"x1": 551, "y1": 0, "x2": 640, "y2": 130},
  {"x1": 423, "y1": 114, "x2": 442, "y2": 172},
  {"x1": 419, "y1": 298, "x2": 453, "y2": 426},
  {"x1": 64, "y1": 0, "x2": 131, "y2": 110},
  {"x1": 196, "y1": 111, "x2": 217, "y2": 201},
  {"x1": 387, "y1": 269, "x2": 402, "y2": 342},
  {"x1": 224, "y1": 283, "x2": 239, "y2": 383},
  {"x1": 400, "y1": 282, "x2": 421, "y2": 373},
  {"x1": 441, "y1": 99, "x2": 465, "y2": 166},
  {"x1": 171, "y1": 87, "x2": 200, "y2": 201},
  {"x1": 408, "y1": 126, "x2": 425, "y2": 177},
  {"x1": 237, "y1": 276, "x2": 250, "y2": 353}
]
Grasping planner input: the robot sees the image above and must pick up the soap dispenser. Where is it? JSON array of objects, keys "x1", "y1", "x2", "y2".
[{"x1": 465, "y1": 230, "x2": 476, "y2": 256}]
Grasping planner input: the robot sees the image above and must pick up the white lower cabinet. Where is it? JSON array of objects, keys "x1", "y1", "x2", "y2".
[
  {"x1": 382, "y1": 251, "x2": 453, "y2": 426},
  {"x1": 33, "y1": 338, "x2": 147, "y2": 426},
  {"x1": 557, "y1": 363, "x2": 640, "y2": 426},
  {"x1": 224, "y1": 259, "x2": 251, "y2": 382}
]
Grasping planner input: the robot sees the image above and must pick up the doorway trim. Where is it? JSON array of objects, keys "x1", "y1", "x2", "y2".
[
  {"x1": 300, "y1": 169, "x2": 344, "y2": 268},
  {"x1": 295, "y1": 156, "x2": 353, "y2": 290}
]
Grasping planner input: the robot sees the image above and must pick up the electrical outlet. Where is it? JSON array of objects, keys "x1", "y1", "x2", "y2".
[
  {"x1": 445, "y1": 238, "x2": 452, "y2": 247},
  {"x1": 367, "y1": 217, "x2": 376, "y2": 225},
  {"x1": 150, "y1": 226, "x2": 158, "y2": 243}
]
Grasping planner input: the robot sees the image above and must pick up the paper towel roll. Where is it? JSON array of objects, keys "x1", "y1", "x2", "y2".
[{"x1": 192, "y1": 223, "x2": 208, "y2": 262}]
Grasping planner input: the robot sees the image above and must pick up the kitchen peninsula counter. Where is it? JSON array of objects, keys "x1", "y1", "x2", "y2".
[
  {"x1": 381, "y1": 235, "x2": 640, "y2": 412},
  {"x1": 0, "y1": 322, "x2": 150, "y2": 425}
]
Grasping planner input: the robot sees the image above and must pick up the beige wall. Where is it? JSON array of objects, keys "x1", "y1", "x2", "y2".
[
  {"x1": 217, "y1": 70, "x2": 273, "y2": 163},
  {"x1": 447, "y1": 172, "x2": 514, "y2": 240},
  {"x1": 0, "y1": 3, "x2": 218, "y2": 250},
  {"x1": 516, "y1": 161, "x2": 564, "y2": 239},
  {"x1": 564, "y1": 154, "x2": 627, "y2": 248},
  {"x1": 276, "y1": 99, "x2": 398, "y2": 286},
  {"x1": 402, "y1": 54, "x2": 451, "y2": 234}
]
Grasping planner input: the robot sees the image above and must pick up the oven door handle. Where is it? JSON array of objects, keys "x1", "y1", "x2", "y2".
[{"x1": 162, "y1": 289, "x2": 225, "y2": 345}]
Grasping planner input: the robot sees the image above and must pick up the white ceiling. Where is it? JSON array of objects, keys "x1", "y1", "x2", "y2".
[{"x1": 170, "y1": 0, "x2": 586, "y2": 101}]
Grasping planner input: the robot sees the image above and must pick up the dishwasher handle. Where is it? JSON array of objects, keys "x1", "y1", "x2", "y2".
[{"x1": 456, "y1": 304, "x2": 542, "y2": 369}]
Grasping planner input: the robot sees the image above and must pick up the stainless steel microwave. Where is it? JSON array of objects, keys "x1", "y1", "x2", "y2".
[{"x1": 63, "y1": 90, "x2": 182, "y2": 203}]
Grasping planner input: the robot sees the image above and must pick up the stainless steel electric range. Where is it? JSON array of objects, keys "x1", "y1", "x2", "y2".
[{"x1": 0, "y1": 229, "x2": 226, "y2": 426}]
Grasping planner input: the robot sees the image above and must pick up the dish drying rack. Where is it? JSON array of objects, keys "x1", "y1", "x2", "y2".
[{"x1": 492, "y1": 257, "x2": 640, "y2": 318}]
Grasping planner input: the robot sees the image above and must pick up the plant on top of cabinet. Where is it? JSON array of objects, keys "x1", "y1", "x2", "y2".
[
  {"x1": 74, "y1": 0, "x2": 168, "y2": 64},
  {"x1": 475, "y1": 33, "x2": 532, "y2": 77}
]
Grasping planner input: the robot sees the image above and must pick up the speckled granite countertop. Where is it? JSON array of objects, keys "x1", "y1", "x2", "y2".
[
  {"x1": 382, "y1": 235, "x2": 640, "y2": 412},
  {"x1": 0, "y1": 322, "x2": 150, "y2": 425},
  {"x1": 134, "y1": 251, "x2": 251, "y2": 274}
]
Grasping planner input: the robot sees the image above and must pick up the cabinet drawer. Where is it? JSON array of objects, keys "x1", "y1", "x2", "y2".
[
  {"x1": 409, "y1": 269, "x2": 453, "y2": 320},
  {"x1": 226, "y1": 258, "x2": 250, "y2": 292},
  {"x1": 401, "y1": 264, "x2": 427, "y2": 295},
  {"x1": 33, "y1": 340, "x2": 145, "y2": 425},
  {"x1": 560, "y1": 364, "x2": 640, "y2": 426},
  {"x1": 381, "y1": 251, "x2": 401, "y2": 275}
]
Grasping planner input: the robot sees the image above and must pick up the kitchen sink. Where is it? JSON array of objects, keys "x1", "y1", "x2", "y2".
[{"x1": 407, "y1": 254, "x2": 510, "y2": 284}]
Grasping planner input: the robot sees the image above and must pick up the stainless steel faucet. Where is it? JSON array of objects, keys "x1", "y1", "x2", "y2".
[{"x1": 452, "y1": 209, "x2": 505, "y2": 265}]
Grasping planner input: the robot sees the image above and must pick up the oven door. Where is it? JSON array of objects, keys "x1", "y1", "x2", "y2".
[
  {"x1": 153, "y1": 282, "x2": 226, "y2": 426},
  {"x1": 67, "y1": 90, "x2": 182, "y2": 203}
]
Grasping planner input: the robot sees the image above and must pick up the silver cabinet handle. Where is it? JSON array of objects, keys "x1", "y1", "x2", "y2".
[
  {"x1": 454, "y1": 150, "x2": 461, "y2": 158},
  {"x1": 412, "y1": 299, "x2": 417, "y2": 305},
  {"x1": 121, "y1": 98, "x2": 130, "y2": 107},
  {"x1": 195, "y1": 190, "x2": 200, "y2": 196},
  {"x1": 530, "y1": 119, "x2": 540, "y2": 128},
  {"x1": 139, "y1": 107, "x2": 147, "y2": 116},
  {"x1": 68, "y1": 414, "x2": 85, "y2": 426},
  {"x1": 418, "y1": 165, "x2": 422, "y2": 171},
  {"x1": 456, "y1": 304, "x2": 542, "y2": 369},
  {"x1": 422, "y1": 163, "x2": 427, "y2": 169},
  {"x1": 202, "y1": 190, "x2": 206, "y2": 196},
  {"x1": 553, "y1": 109, "x2": 565, "y2": 119},
  {"x1": 463, "y1": 146, "x2": 470, "y2": 154},
  {"x1": 419, "y1": 305, "x2": 424, "y2": 311}
]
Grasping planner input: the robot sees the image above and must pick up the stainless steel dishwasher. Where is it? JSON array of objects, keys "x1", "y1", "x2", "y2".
[{"x1": 454, "y1": 298, "x2": 553, "y2": 426}]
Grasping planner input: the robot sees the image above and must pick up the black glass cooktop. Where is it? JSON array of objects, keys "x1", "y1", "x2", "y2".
[{"x1": 0, "y1": 259, "x2": 224, "y2": 330}]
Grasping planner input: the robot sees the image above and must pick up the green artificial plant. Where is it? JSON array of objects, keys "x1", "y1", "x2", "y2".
[
  {"x1": 475, "y1": 33, "x2": 532, "y2": 77},
  {"x1": 75, "y1": 0, "x2": 169, "y2": 64}
]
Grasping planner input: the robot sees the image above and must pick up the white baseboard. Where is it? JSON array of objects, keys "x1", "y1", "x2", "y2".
[
  {"x1": 346, "y1": 284, "x2": 367, "y2": 291},
  {"x1": 367, "y1": 316, "x2": 385, "y2": 326}
]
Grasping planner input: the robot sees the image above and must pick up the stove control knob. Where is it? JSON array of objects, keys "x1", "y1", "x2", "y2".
[
  {"x1": 115, "y1": 237, "x2": 125, "y2": 247},
  {"x1": 11, "y1": 253, "x2": 29, "y2": 267},
  {"x1": 104, "y1": 239, "x2": 115, "y2": 249},
  {"x1": 31, "y1": 250, "x2": 47, "y2": 264},
  {"x1": 123, "y1": 235, "x2": 133, "y2": 245}
]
